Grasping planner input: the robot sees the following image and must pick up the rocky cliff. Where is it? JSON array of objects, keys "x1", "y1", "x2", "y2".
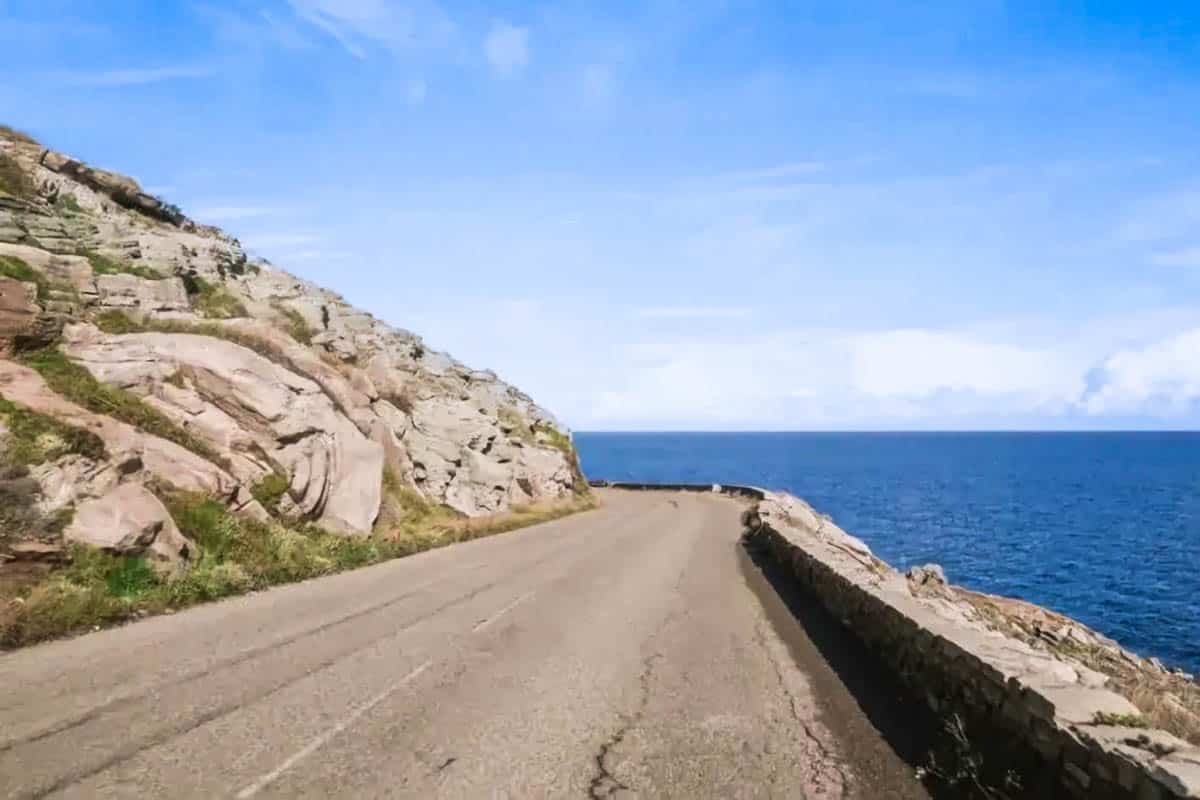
[{"x1": 0, "y1": 124, "x2": 585, "y2": 579}]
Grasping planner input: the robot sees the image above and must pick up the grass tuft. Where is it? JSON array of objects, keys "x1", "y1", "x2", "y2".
[
  {"x1": 275, "y1": 305, "x2": 314, "y2": 345},
  {"x1": 187, "y1": 276, "x2": 247, "y2": 319},
  {"x1": 0, "y1": 394, "x2": 108, "y2": 466},
  {"x1": 56, "y1": 193, "x2": 83, "y2": 214},
  {"x1": 17, "y1": 347, "x2": 225, "y2": 468},
  {"x1": 251, "y1": 472, "x2": 291, "y2": 516},
  {"x1": 86, "y1": 251, "x2": 164, "y2": 281},
  {"x1": 1093, "y1": 711, "x2": 1150, "y2": 728},
  {"x1": 1, "y1": 473, "x2": 595, "y2": 650},
  {"x1": 0, "y1": 151, "x2": 34, "y2": 198},
  {"x1": 0, "y1": 124, "x2": 37, "y2": 144},
  {"x1": 0, "y1": 254, "x2": 52, "y2": 300}
]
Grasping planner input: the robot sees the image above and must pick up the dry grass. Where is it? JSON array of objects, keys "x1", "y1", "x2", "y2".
[
  {"x1": 1, "y1": 477, "x2": 596, "y2": 649},
  {"x1": 957, "y1": 588, "x2": 1200, "y2": 745},
  {"x1": 0, "y1": 124, "x2": 37, "y2": 144},
  {"x1": 0, "y1": 151, "x2": 35, "y2": 198}
]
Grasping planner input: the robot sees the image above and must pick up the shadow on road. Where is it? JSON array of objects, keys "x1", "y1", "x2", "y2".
[{"x1": 738, "y1": 536, "x2": 942, "y2": 800}]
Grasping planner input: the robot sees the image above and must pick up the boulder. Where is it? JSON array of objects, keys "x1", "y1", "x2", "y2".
[{"x1": 64, "y1": 483, "x2": 194, "y2": 573}]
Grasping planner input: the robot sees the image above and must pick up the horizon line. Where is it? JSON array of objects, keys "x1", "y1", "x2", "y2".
[{"x1": 572, "y1": 429, "x2": 1200, "y2": 434}]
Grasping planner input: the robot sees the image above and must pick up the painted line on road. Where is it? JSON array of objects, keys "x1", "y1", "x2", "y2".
[
  {"x1": 235, "y1": 659, "x2": 433, "y2": 798},
  {"x1": 472, "y1": 592, "x2": 535, "y2": 633}
]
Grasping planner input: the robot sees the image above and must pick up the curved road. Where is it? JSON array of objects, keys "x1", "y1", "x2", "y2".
[{"x1": 0, "y1": 490, "x2": 929, "y2": 799}]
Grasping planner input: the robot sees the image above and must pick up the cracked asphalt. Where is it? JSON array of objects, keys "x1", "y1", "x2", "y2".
[{"x1": 0, "y1": 489, "x2": 930, "y2": 799}]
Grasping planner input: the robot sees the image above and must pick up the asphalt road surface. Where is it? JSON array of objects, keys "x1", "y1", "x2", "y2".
[{"x1": 0, "y1": 489, "x2": 930, "y2": 799}]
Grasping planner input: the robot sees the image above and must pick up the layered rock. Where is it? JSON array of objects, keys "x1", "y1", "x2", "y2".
[
  {"x1": 0, "y1": 126, "x2": 582, "y2": 568},
  {"x1": 60, "y1": 323, "x2": 384, "y2": 534}
]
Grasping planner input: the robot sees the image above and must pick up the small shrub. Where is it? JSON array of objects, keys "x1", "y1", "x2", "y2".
[
  {"x1": 0, "y1": 394, "x2": 108, "y2": 466},
  {"x1": 18, "y1": 347, "x2": 225, "y2": 467},
  {"x1": 0, "y1": 124, "x2": 37, "y2": 144},
  {"x1": 0, "y1": 254, "x2": 51, "y2": 300},
  {"x1": 276, "y1": 306, "x2": 314, "y2": 345},
  {"x1": 92, "y1": 309, "x2": 144, "y2": 335},
  {"x1": 104, "y1": 555, "x2": 159, "y2": 599},
  {"x1": 383, "y1": 388, "x2": 415, "y2": 415},
  {"x1": 164, "y1": 560, "x2": 251, "y2": 605},
  {"x1": 1094, "y1": 711, "x2": 1150, "y2": 728},
  {"x1": 57, "y1": 193, "x2": 83, "y2": 214},
  {"x1": 187, "y1": 276, "x2": 247, "y2": 319},
  {"x1": 0, "y1": 151, "x2": 34, "y2": 198},
  {"x1": 251, "y1": 472, "x2": 291, "y2": 516},
  {"x1": 85, "y1": 251, "x2": 164, "y2": 281}
]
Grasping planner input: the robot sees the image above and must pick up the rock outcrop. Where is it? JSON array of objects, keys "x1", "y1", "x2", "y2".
[
  {"x1": 0, "y1": 126, "x2": 584, "y2": 570},
  {"x1": 746, "y1": 490, "x2": 1200, "y2": 800}
]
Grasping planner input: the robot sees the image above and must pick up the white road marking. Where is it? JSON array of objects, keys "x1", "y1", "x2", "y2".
[
  {"x1": 235, "y1": 660, "x2": 433, "y2": 798},
  {"x1": 472, "y1": 592, "x2": 535, "y2": 633}
]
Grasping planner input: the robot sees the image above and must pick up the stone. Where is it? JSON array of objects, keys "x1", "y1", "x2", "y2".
[
  {"x1": 0, "y1": 276, "x2": 39, "y2": 356},
  {"x1": 95, "y1": 274, "x2": 190, "y2": 313},
  {"x1": 8, "y1": 541, "x2": 66, "y2": 562},
  {"x1": 61, "y1": 325, "x2": 384, "y2": 534},
  {"x1": 64, "y1": 483, "x2": 194, "y2": 572}
]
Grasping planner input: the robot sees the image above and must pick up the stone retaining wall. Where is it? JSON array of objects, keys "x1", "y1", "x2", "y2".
[{"x1": 745, "y1": 490, "x2": 1200, "y2": 799}]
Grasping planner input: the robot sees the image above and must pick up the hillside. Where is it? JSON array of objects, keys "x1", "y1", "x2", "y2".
[{"x1": 0, "y1": 125, "x2": 588, "y2": 643}]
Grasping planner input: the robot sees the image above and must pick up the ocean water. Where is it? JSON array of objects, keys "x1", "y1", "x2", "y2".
[{"x1": 574, "y1": 432, "x2": 1200, "y2": 674}]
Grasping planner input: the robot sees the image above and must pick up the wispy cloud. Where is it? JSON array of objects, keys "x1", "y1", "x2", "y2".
[
  {"x1": 286, "y1": 0, "x2": 455, "y2": 59},
  {"x1": 54, "y1": 65, "x2": 214, "y2": 88},
  {"x1": 194, "y1": 4, "x2": 314, "y2": 51},
  {"x1": 484, "y1": 21, "x2": 529, "y2": 78},
  {"x1": 637, "y1": 306, "x2": 753, "y2": 320}
]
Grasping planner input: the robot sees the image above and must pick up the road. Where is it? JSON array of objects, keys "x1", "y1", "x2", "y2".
[{"x1": 0, "y1": 489, "x2": 929, "y2": 799}]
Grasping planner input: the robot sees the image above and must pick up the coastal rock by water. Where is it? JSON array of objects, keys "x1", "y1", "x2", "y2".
[
  {"x1": 0, "y1": 127, "x2": 584, "y2": 571},
  {"x1": 748, "y1": 489, "x2": 1200, "y2": 799}
]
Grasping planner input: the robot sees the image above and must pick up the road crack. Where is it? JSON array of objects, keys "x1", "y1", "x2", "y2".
[
  {"x1": 587, "y1": 652, "x2": 664, "y2": 798},
  {"x1": 754, "y1": 621, "x2": 852, "y2": 799}
]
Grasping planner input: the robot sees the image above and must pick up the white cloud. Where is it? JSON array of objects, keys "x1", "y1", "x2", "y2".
[
  {"x1": 287, "y1": 0, "x2": 455, "y2": 58},
  {"x1": 483, "y1": 21, "x2": 529, "y2": 77},
  {"x1": 849, "y1": 329, "x2": 1082, "y2": 405},
  {"x1": 1082, "y1": 328, "x2": 1200, "y2": 416},
  {"x1": 1150, "y1": 247, "x2": 1200, "y2": 268},
  {"x1": 55, "y1": 66, "x2": 213, "y2": 87}
]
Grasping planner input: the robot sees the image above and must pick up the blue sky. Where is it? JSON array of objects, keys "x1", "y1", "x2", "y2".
[{"x1": 3, "y1": 1, "x2": 1200, "y2": 430}]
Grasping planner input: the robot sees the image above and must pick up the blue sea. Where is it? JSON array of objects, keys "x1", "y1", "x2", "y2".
[{"x1": 574, "y1": 432, "x2": 1200, "y2": 674}]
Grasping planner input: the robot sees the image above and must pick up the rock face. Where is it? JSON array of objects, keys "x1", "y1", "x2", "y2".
[
  {"x1": 61, "y1": 323, "x2": 385, "y2": 534},
  {"x1": 0, "y1": 277, "x2": 38, "y2": 356},
  {"x1": 65, "y1": 484, "x2": 193, "y2": 574},
  {"x1": 0, "y1": 127, "x2": 583, "y2": 567}
]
